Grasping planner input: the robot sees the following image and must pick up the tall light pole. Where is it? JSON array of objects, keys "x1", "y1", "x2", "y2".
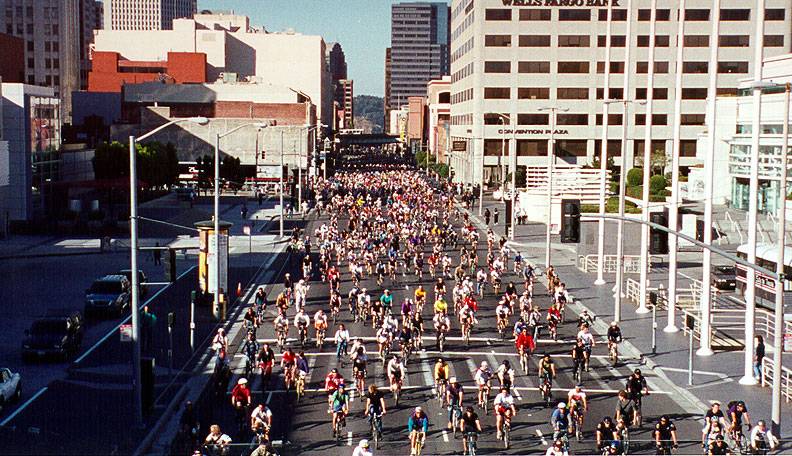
[
  {"x1": 613, "y1": 0, "x2": 634, "y2": 324},
  {"x1": 637, "y1": 0, "x2": 658, "y2": 315},
  {"x1": 128, "y1": 116, "x2": 208, "y2": 426},
  {"x1": 489, "y1": 113, "x2": 517, "y2": 239},
  {"x1": 771, "y1": 81, "x2": 790, "y2": 437},
  {"x1": 697, "y1": 0, "x2": 721, "y2": 357},
  {"x1": 538, "y1": 107, "x2": 568, "y2": 267},
  {"x1": 213, "y1": 121, "x2": 270, "y2": 319},
  {"x1": 740, "y1": 0, "x2": 766, "y2": 381},
  {"x1": 666, "y1": 0, "x2": 687, "y2": 333},
  {"x1": 298, "y1": 123, "x2": 328, "y2": 207},
  {"x1": 595, "y1": 0, "x2": 613, "y2": 286}
]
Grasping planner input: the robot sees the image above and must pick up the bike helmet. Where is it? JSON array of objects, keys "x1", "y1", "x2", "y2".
[{"x1": 557, "y1": 402, "x2": 567, "y2": 409}]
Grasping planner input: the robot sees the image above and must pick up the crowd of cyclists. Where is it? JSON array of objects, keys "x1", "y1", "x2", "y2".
[{"x1": 191, "y1": 157, "x2": 782, "y2": 456}]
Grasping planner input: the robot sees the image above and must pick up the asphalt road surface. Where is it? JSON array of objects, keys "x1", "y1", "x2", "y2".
[{"x1": 201, "y1": 197, "x2": 704, "y2": 456}]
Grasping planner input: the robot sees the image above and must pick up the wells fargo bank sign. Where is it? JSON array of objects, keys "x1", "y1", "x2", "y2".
[{"x1": 502, "y1": 0, "x2": 620, "y2": 6}]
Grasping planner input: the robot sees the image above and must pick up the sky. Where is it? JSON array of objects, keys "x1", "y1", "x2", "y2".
[{"x1": 197, "y1": 0, "x2": 414, "y2": 97}]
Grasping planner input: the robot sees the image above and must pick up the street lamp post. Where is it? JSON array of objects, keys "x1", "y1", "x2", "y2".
[
  {"x1": 128, "y1": 116, "x2": 207, "y2": 426},
  {"x1": 214, "y1": 121, "x2": 271, "y2": 320},
  {"x1": 490, "y1": 113, "x2": 518, "y2": 239},
  {"x1": 594, "y1": 0, "x2": 613, "y2": 286},
  {"x1": 298, "y1": 123, "x2": 328, "y2": 208},
  {"x1": 538, "y1": 107, "x2": 568, "y2": 268}
]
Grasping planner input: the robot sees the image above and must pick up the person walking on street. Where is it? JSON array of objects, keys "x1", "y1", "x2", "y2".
[
  {"x1": 493, "y1": 208, "x2": 500, "y2": 225},
  {"x1": 141, "y1": 305, "x2": 157, "y2": 353},
  {"x1": 753, "y1": 335, "x2": 765, "y2": 380},
  {"x1": 153, "y1": 242, "x2": 162, "y2": 265},
  {"x1": 484, "y1": 208, "x2": 491, "y2": 226},
  {"x1": 241, "y1": 204, "x2": 249, "y2": 220}
]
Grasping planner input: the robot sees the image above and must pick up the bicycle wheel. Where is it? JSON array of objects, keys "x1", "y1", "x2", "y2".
[{"x1": 503, "y1": 423, "x2": 510, "y2": 449}]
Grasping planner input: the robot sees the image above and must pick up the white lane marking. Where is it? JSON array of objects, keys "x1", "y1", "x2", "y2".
[
  {"x1": 420, "y1": 350, "x2": 436, "y2": 396},
  {"x1": 347, "y1": 431, "x2": 353, "y2": 446},
  {"x1": 248, "y1": 385, "x2": 672, "y2": 394},
  {"x1": 442, "y1": 430, "x2": 449, "y2": 442},
  {"x1": 266, "y1": 392, "x2": 273, "y2": 405},
  {"x1": 257, "y1": 336, "x2": 571, "y2": 344},
  {"x1": 0, "y1": 387, "x2": 48, "y2": 427},
  {"x1": 536, "y1": 429, "x2": 547, "y2": 446},
  {"x1": 657, "y1": 367, "x2": 732, "y2": 379}
]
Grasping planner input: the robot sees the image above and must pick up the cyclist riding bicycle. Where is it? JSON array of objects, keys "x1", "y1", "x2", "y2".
[
  {"x1": 257, "y1": 343, "x2": 275, "y2": 385},
  {"x1": 434, "y1": 358, "x2": 450, "y2": 397},
  {"x1": 330, "y1": 384, "x2": 350, "y2": 435},
  {"x1": 545, "y1": 439, "x2": 568, "y2": 456},
  {"x1": 407, "y1": 407, "x2": 429, "y2": 456},
  {"x1": 387, "y1": 356, "x2": 406, "y2": 394},
  {"x1": 596, "y1": 416, "x2": 619, "y2": 451},
  {"x1": 242, "y1": 332, "x2": 259, "y2": 370},
  {"x1": 539, "y1": 353, "x2": 557, "y2": 385},
  {"x1": 434, "y1": 296, "x2": 449, "y2": 315},
  {"x1": 365, "y1": 384, "x2": 387, "y2": 438},
  {"x1": 380, "y1": 290, "x2": 393, "y2": 315},
  {"x1": 446, "y1": 377, "x2": 464, "y2": 430},
  {"x1": 654, "y1": 415, "x2": 679, "y2": 453},
  {"x1": 493, "y1": 386, "x2": 517, "y2": 441},
  {"x1": 727, "y1": 400, "x2": 751, "y2": 442},
  {"x1": 496, "y1": 360, "x2": 515, "y2": 391},
  {"x1": 625, "y1": 369, "x2": 649, "y2": 419},
  {"x1": 324, "y1": 368, "x2": 344, "y2": 409},
  {"x1": 708, "y1": 434, "x2": 730, "y2": 455},
  {"x1": 577, "y1": 324, "x2": 595, "y2": 371},
  {"x1": 460, "y1": 406, "x2": 482, "y2": 456},
  {"x1": 750, "y1": 420, "x2": 778, "y2": 454},
  {"x1": 250, "y1": 403, "x2": 272, "y2": 441},
  {"x1": 702, "y1": 402, "x2": 728, "y2": 448},
  {"x1": 614, "y1": 390, "x2": 637, "y2": 427},
  {"x1": 551, "y1": 402, "x2": 571, "y2": 442},
  {"x1": 474, "y1": 361, "x2": 494, "y2": 407}
]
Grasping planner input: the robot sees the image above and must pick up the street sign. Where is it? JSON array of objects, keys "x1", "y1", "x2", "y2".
[
  {"x1": 452, "y1": 141, "x2": 467, "y2": 152},
  {"x1": 784, "y1": 333, "x2": 792, "y2": 352},
  {"x1": 120, "y1": 324, "x2": 133, "y2": 342}
]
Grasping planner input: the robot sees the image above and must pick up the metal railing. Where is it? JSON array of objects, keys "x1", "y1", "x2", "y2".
[
  {"x1": 578, "y1": 255, "x2": 644, "y2": 274},
  {"x1": 761, "y1": 357, "x2": 792, "y2": 403},
  {"x1": 724, "y1": 211, "x2": 744, "y2": 244}
]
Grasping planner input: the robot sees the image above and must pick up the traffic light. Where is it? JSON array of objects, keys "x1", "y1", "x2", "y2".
[
  {"x1": 560, "y1": 199, "x2": 581, "y2": 243},
  {"x1": 650, "y1": 212, "x2": 669, "y2": 254},
  {"x1": 163, "y1": 248, "x2": 177, "y2": 282}
]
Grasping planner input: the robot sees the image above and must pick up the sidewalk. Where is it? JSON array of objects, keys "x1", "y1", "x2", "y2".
[{"x1": 462, "y1": 193, "x2": 792, "y2": 443}]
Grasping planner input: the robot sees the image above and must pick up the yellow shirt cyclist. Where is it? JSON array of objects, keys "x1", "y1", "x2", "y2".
[{"x1": 433, "y1": 298, "x2": 448, "y2": 314}]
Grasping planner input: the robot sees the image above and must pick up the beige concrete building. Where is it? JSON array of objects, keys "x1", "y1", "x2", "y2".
[
  {"x1": 92, "y1": 13, "x2": 334, "y2": 127},
  {"x1": 103, "y1": 0, "x2": 196, "y2": 30}
]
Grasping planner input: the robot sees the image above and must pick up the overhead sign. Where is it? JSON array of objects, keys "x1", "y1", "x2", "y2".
[
  {"x1": 452, "y1": 141, "x2": 467, "y2": 152},
  {"x1": 502, "y1": 0, "x2": 620, "y2": 6},
  {"x1": 120, "y1": 324, "x2": 132, "y2": 342}
]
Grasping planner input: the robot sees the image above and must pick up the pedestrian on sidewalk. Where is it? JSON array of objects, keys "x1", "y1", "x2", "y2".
[
  {"x1": 141, "y1": 305, "x2": 157, "y2": 354},
  {"x1": 241, "y1": 204, "x2": 248, "y2": 220},
  {"x1": 753, "y1": 335, "x2": 765, "y2": 380},
  {"x1": 484, "y1": 208, "x2": 491, "y2": 225},
  {"x1": 153, "y1": 242, "x2": 162, "y2": 265},
  {"x1": 493, "y1": 208, "x2": 500, "y2": 225}
]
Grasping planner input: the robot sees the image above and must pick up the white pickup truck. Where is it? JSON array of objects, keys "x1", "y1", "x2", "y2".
[{"x1": 0, "y1": 368, "x2": 22, "y2": 411}]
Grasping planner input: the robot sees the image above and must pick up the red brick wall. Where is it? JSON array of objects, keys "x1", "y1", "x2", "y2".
[
  {"x1": 88, "y1": 51, "x2": 206, "y2": 93},
  {"x1": 0, "y1": 33, "x2": 25, "y2": 83},
  {"x1": 215, "y1": 102, "x2": 308, "y2": 125}
]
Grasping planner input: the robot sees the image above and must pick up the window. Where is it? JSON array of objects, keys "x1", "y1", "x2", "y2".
[
  {"x1": 26, "y1": 23, "x2": 33, "y2": 34},
  {"x1": 484, "y1": 61, "x2": 511, "y2": 73},
  {"x1": 27, "y1": 58, "x2": 34, "y2": 68},
  {"x1": 520, "y1": 9, "x2": 550, "y2": 21},
  {"x1": 519, "y1": 35, "x2": 551, "y2": 47},
  {"x1": 598, "y1": 9, "x2": 627, "y2": 21},
  {"x1": 45, "y1": 42, "x2": 51, "y2": 52},
  {"x1": 596, "y1": 88, "x2": 624, "y2": 99},
  {"x1": 595, "y1": 114, "x2": 624, "y2": 125},
  {"x1": 485, "y1": 35, "x2": 512, "y2": 47},
  {"x1": 594, "y1": 140, "x2": 623, "y2": 156},
  {"x1": 765, "y1": 35, "x2": 784, "y2": 47},
  {"x1": 52, "y1": 59, "x2": 59, "y2": 69},
  {"x1": 27, "y1": 75, "x2": 35, "y2": 85},
  {"x1": 518, "y1": 61, "x2": 550, "y2": 73},
  {"x1": 557, "y1": 140, "x2": 588, "y2": 157},
  {"x1": 518, "y1": 87, "x2": 549, "y2": 99},
  {"x1": 52, "y1": 24, "x2": 58, "y2": 35},
  {"x1": 558, "y1": 35, "x2": 590, "y2": 47},
  {"x1": 638, "y1": 9, "x2": 670, "y2": 21},
  {"x1": 685, "y1": 9, "x2": 710, "y2": 21},
  {"x1": 637, "y1": 35, "x2": 669, "y2": 47},
  {"x1": 683, "y1": 62, "x2": 709, "y2": 73},
  {"x1": 596, "y1": 62, "x2": 625, "y2": 73},
  {"x1": 635, "y1": 114, "x2": 668, "y2": 126},
  {"x1": 681, "y1": 114, "x2": 706, "y2": 126},
  {"x1": 558, "y1": 61, "x2": 589, "y2": 74},
  {"x1": 27, "y1": 41, "x2": 33, "y2": 51},
  {"x1": 557, "y1": 114, "x2": 588, "y2": 125},
  {"x1": 517, "y1": 140, "x2": 548, "y2": 156},
  {"x1": 559, "y1": 10, "x2": 590, "y2": 21},
  {"x1": 484, "y1": 87, "x2": 510, "y2": 99},
  {"x1": 720, "y1": 9, "x2": 750, "y2": 21},
  {"x1": 557, "y1": 88, "x2": 589, "y2": 100},
  {"x1": 484, "y1": 113, "x2": 510, "y2": 125},
  {"x1": 484, "y1": 140, "x2": 508, "y2": 156},
  {"x1": 765, "y1": 9, "x2": 785, "y2": 20},
  {"x1": 717, "y1": 87, "x2": 737, "y2": 96},
  {"x1": 682, "y1": 88, "x2": 708, "y2": 99},
  {"x1": 52, "y1": 42, "x2": 59, "y2": 52},
  {"x1": 718, "y1": 62, "x2": 748, "y2": 73},
  {"x1": 597, "y1": 35, "x2": 626, "y2": 47},
  {"x1": 719, "y1": 35, "x2": 749, "y2": 47},
  {"x1": 684, "y1": 35, "x2": 709, "y2": 47},
  {"x1": 679, "y1": 140, "x2": 697, "y2": 157},
  {"x1": 485, "y1": 9, "x2": 511, "y2": 21},
  {"x1": 518, "y1": 114, "x2": 549, "y2": 125},
  {"x1": 45, "y1": 58, "x2": 51, "y2": 69},
  {"x1": 635, "y1": 88, "x2": 669, "y2": 100},
  {"x1": 636, "y1": 62, "x2": 669, "y2": 73}
]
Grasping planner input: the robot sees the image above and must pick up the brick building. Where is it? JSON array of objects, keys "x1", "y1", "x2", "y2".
[{"x1": 88, "y1": 51, "x2": 207, "y2": 92}]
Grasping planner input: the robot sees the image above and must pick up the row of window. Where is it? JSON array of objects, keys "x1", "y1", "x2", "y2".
[
  {"x1": 451, "y1": 36, "x2": 474, "y2": 64},
  {"x1": 485, "y1": 8, "x2": 785, "y2": 22},
  {"x1": 451, "y1": 88, "x2": 474, "y2": 105},
  {"x1": 478, "y1": 139, "x2": 697, "y2": 158},
  {"x1": 451, "y1": 61, "x2": 474, "y2": 84},
  {"x1": 481, "y1": 87, "x2": 724, "y2": 101},
  {"x1": 491, "y1": 34, "x2": 785, "y2": 49},
  {"x1": 482, "y1": 60, "x2": 750, "y2": 75}
]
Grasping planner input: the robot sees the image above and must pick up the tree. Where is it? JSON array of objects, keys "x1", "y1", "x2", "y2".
[
  {"x1": 353, "y1": 95, "x2": 384, "y2": 133},
  {"x1": 626, "y1": 168, "x2": 644, "y2": 187},
  {"x1": 634, "y1": 149, "x2": 668, "y2": 175},
  {"x1": 92, "y1": 141, "x2": 129, "y2": 180}
]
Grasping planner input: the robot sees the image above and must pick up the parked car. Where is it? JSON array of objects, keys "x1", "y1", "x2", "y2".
[
  {"x1": 22, "y1": 311, "x2": 84, "y2": 361},
  {"x1": 84, "y1": 275, "x2": 131, "y2": 317},
  {"x1": 712, "y1": 265, "x2": 737, "y2": 291},
  {"x1": 118, "y1": 269, "x2": 148, "y2": 298},
  {"x1": 0, "y1": 368, "x2": 22, "y2": 411}
]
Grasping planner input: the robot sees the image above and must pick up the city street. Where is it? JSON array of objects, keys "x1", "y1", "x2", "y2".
[{"x1": 194, "y1": 179, "x2": 706, "y2": 455}]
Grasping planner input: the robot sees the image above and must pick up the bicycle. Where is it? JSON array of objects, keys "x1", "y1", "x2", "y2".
[
  {"x1": 333, "y1": 411, "x2": 346, "y2": 442},
  {"x1": 519, "y1": 349, "x2": 529, "y2": 374},
  {"x1": 572, "y1": 360, "x2": 584, "y2": 384},
  {"x1": 437, "y1": 330, "x2": 446, "y2": 352},
  {"x1": 609, "y1": 342, "x2": 619, "y2": 367},
  {"x1": 276, "y1": 329, "x2": 287, "y2": 351},
  {"x1": 655, "y1": 440, "x2": 676, "y2": 455},
  {"x1": 540, "y1": 375, "x2": 553, "y2": 407},
  {"x1": 298, "y1": 325, "x2": 308, "y2": 347},
  {"x1": 570, "y1": 407, "x2": 584, "y2": 442},
  {"x1": 729, "y1": 426, "x2": 748, "y2": 455},
  {"x1": 316, "y1": 328, "x2": 326, "y2": 348},
  {"x1": 411, "y1": 431, "x2": 426, "y2": 456},
  {"x1": 449, "y1": 403, "x2": 462, "y2": 437},
  {"x1": 436, "y1": 379, "x2": 447, "y2": 405},
  {"x1": 370, "y1": 412, "x2": 383, "y2": 449},
  {"x1": 331, "y1": 306, "x2": 339, "y2": 327},
  {"x1": 500, "y1": 415, "x2": 512, "y2": 449},
  {"x1": 478, "y1": 384, "x2": 490, "y2": 415},
  {"x1": 463, "y1": 431, "x2": 478, "y2": 456},
  {"x1": 463, "y1": 322, "x2": 472, "y2": 346},
  {"x1": 295, "y1": 371, "x2": 306, "y2": 402}
]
